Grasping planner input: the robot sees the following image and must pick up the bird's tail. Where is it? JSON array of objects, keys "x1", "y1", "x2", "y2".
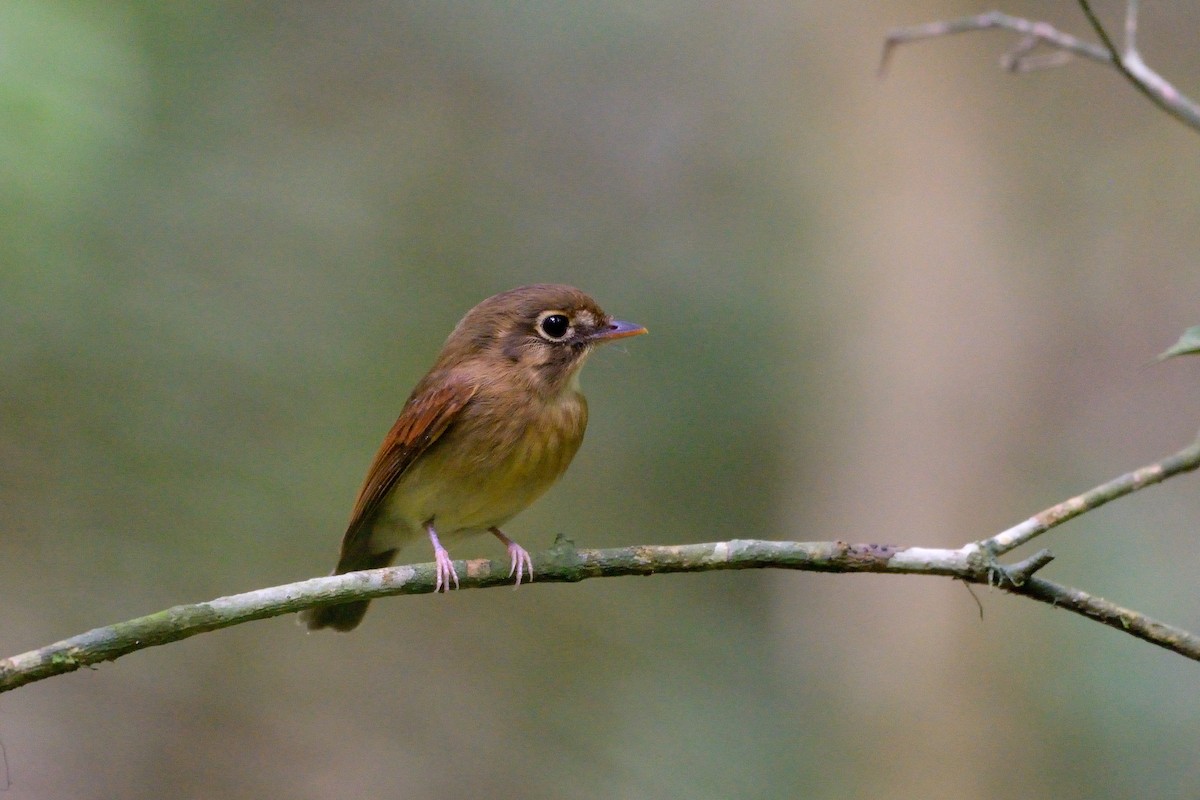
[{"x1": 299, "y1": 548, "x2": 397, "y2": 632}]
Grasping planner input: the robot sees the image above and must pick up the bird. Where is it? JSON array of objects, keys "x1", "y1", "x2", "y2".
[{"x1": 300, "y1": 284, "x2": 646, "y2": 631}]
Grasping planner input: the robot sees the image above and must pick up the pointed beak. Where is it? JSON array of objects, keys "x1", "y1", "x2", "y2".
[{"x1": 591, "y1": 319, "x2": 647, "y2": 343}]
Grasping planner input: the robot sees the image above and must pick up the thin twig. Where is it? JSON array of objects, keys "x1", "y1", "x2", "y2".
[
  {"x1": 1078, "y1": 0, "x2": 1200, "y2": 130},
  {"x1": 883, "y1": 4, "x2": 1200, "y2": 133},
  {"x1": 1011, "y1": 574, "x2": 1200, "y2": 656},
  {"x1": 998, "y1": 548, "x2": 1055, "y2": 586},
  {"x1": 1124, "y1": 0, "x2": 1139, "y2": 53},
  {"x1": 1077, "y1": 0, "x2": 1166, "y2": 118},
  {"x1": 984, "y1": 436, "x2": 1200, "y2": 555},
  {"x1": 881, "y1": 11, "x2": 1111, "y2": 77}
]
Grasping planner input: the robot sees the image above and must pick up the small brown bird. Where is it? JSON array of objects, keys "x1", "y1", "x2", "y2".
[{"x1": 301, "y1": 284, "x2": 646, "y2": 631}]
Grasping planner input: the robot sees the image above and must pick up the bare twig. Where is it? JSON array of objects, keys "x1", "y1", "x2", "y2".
[
  {"x1": 985, "y1": 437, "x2": 1200, "y2": 555},
  {"x1": 4, "y1": 431, "x2": 1200, "y2": 696},
  {"x1": 997, "y1": 548, "x2": 1055, "y2": 586},
  {"x1": 883, "y1": 3, "x2": 1200, "y2": 133},
  {"x1": 1076, "y1": 0, "x2": 1200, "y2": 128},
  {"x1": 881, "y1": 11, "x2": 1111, "y2": 76},
  {"x1": 1014, "y1": 575, "x2": 1200, "y2": 656}
]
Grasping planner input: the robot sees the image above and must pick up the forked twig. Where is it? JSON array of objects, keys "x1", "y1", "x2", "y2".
[
  {"x1": 881, "y1": 10, "x2": 1111, "y2": 75},
  {"x1": 883, "y1": 2, "x2": 1200, "y2": 133}
]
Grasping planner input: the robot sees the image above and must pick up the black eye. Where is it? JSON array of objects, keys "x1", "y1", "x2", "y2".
[{"x1": 539, "y1": 313, "x2": 570, "y2": 340}]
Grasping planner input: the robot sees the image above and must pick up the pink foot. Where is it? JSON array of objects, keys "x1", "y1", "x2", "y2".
[
  {"x1": 425, "y1": 523, "x2": 459, "y2": 592},
  {"x1": 490, "y1": 527, "x2": 533, "y2": 586}
]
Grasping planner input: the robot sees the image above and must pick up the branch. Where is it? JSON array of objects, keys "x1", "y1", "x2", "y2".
[
  {"x1": 1076, "y1": 0, "x2": 1200, "y2": 130},
  {"x1": 985, "y1": 437, "x2": 1200, "y2": 555},
  {"x1": 3, "y1": 434, "x2": 1200, "y2": 694},
  {"x1": 0, "y1": 539, "x2": 946, "y2": 695},
  {"x1": 882, "y1": 3, "x2": 1200, "y2": 133},
  {"x1": 881, "y1": 11, "x2": 1111, "y2": 74}
]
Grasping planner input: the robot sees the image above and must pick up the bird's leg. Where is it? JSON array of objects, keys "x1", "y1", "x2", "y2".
[
  {"x1": 425, "y1": 521, "x2": 459, "y2": 592},
  {"x1": 489, "y1": 527, "x2": 533, "y2": 586}
]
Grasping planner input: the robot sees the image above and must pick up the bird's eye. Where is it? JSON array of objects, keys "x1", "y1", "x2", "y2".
[{"x1": 538, "y1": 312, "x2": 571, "y2": 341}]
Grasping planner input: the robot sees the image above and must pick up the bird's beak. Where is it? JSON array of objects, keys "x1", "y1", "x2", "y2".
[{"x1": 591, "y1": 319, "x2": 647, "y2": 342}]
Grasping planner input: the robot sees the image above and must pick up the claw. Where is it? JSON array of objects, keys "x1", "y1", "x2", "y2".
[
  {"x1": 490, "y1": 527, "x2": 534, "y2": 586},
  {"x1": 426, "y1": 522, "x2": 459, "y2": 592}
]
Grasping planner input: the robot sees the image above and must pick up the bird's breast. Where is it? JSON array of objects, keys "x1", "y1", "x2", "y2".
[{"x1": 380, "y1": 390, "x2": 588, "y2": 535}]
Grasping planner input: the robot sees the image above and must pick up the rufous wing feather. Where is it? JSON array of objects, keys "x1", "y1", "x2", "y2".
[
  {"x1": 337, "y1": 376, "x2": 477, "y2": 567},
  {"x1": 301, "y1": 376, "x2": 475, "y2": 632}
]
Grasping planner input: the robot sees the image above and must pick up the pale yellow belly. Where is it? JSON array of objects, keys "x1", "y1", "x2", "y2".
[{"x1": 369, "y1": 394, "x2": 586, "y2": 551}]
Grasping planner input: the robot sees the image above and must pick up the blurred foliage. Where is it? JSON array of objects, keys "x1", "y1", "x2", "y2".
[{"x1": 3, "y1": 1, "x2": 1200, "y2": 798}]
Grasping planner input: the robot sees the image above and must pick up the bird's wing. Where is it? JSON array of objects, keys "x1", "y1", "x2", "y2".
[{"x1": 339, "y1": 376, "x2": 477, "y2": 557}]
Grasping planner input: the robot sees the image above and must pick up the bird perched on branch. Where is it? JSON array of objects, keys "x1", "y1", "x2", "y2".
[{"x1": 301, "y1": 284, "x2": 646, "y2": 631}]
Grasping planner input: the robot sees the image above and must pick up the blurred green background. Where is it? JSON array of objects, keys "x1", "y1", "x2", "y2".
[{"x1": 4, "y1": 1, "x2": 1200, "y2": 797}]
